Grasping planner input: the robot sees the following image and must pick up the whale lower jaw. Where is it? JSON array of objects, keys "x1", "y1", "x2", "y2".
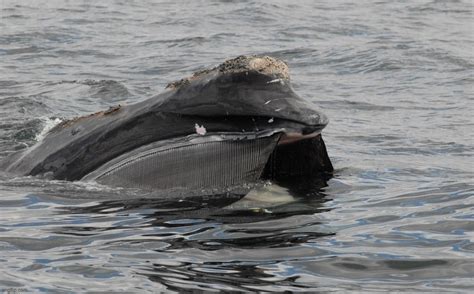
[{"x1": 82, "y1": 131, "x2": 282, "y2": 191}]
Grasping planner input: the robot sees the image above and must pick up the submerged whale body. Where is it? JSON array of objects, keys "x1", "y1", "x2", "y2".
[{"x1": 1, "y1": 56, "x2": 333, "y2": 191}]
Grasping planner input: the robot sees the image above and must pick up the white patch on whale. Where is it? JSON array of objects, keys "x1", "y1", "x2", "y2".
[
  {"x1": 267, "y1": 78, "x2": 284, "y2": 85},
  {"x1": 194, "y1": 123, "x2": 207, "y2": 135}
]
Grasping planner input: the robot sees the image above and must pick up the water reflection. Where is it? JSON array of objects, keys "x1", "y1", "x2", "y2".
[{"x1": 50, "y1": 179, "x2": 334, "y2": 291}]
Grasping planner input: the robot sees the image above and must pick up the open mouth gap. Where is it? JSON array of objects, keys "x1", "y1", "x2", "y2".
[
  {"x1": 187, "y1": 114, "x2": 325, "y2": 146},
  {"x1": 278, "y1": 131, "x2": 321, "y2": 145}
]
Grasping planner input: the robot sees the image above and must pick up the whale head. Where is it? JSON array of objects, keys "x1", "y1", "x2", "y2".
[{"x1": 1, "y1": 56, "x2": 333, "y2": 192}]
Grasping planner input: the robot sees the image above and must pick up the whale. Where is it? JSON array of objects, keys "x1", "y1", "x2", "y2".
[{"x1": 0, "y1": 56, "x2": 333, "y2": 191}]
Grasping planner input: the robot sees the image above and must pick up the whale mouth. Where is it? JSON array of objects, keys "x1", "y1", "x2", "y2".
[
  {"x1": 278, "y1": 130, "x2": 321, "y2": 145},
  {"x1": 80, "y1": 121, "x2": 331, "y2": 192}
]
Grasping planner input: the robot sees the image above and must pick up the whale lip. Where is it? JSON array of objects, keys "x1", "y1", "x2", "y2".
[
  {"x1": 81, "y1": 130, "x2": 284, "y2": 191},
  {"x1": 82, "y1": 128, "x2": 287, "y2": 183}
]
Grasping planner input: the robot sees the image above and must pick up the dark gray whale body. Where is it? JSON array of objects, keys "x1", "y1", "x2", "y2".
[{"x1": 1, "y1": 56, "x2": 333, "y2": 191}]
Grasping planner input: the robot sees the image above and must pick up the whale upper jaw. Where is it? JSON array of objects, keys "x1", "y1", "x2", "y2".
[{"x1": 158, "y1": 55, "x2": 329, "y2": 130}]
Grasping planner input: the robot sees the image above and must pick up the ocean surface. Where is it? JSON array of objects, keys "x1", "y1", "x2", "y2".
[{"x1": 0, "y1": 0, "x2": 473, "y2": 292}]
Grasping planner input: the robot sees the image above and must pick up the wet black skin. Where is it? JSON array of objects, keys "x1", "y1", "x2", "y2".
[{"x1": 0, "y1": 69, "x2": 333, "y2": 181}]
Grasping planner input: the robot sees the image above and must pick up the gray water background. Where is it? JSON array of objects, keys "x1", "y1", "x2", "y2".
[{"x1": 0, "y1": 0, "x2": 473, "y2": 292}]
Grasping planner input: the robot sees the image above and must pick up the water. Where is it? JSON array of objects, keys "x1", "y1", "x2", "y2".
[{"x1": 1, "y1": 0, "x2": 473, "y2": 292}]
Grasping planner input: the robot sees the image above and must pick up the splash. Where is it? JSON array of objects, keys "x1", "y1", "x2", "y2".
[{"x1": 35, "y1": 117, "x2": 63, "y2": 141}]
